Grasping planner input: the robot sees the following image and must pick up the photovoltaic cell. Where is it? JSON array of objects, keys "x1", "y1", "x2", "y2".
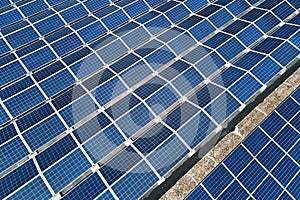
[
  {"x1": 1, "y1": 0, "x2": 300, "y2": 199},
  {"x1": 186, "y1": 87, "x2": 300, "y2": 200}
]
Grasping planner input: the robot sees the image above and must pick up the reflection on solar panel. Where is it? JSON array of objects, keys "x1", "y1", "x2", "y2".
[
  {"x1": 186, "y1": 87, "x2": 300, "y2": 199},
  {"x1": 0, "y1": 0, "x2": 300, "y2": 199}
]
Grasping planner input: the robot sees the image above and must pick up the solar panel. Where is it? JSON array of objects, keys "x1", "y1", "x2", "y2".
[
  {"x1": 1, "y1": 0, "x2": 300, "y2": 199},
  {"x1": 186, "y1": 87, "x2": 300, "y2": 199}
]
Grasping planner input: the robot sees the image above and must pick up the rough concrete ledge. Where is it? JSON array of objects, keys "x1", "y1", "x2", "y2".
[{"x1": 160, "y1": 68, "x2": 300, "y2": 200}]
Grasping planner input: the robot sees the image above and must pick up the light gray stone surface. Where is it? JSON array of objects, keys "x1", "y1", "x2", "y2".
[{"x1": 160, "y1": 68, "x2": 300, "y2": 200}]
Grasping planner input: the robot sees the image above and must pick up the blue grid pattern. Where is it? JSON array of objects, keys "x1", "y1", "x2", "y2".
[
  {"x1": 186, "y1": 87, "x2": 300, "y2": 200},
  {"x1": 1, "y1": 0, "x2": 300, "y2": 199}
]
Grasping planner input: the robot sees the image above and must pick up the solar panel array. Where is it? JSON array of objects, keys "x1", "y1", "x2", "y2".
[
  {"x1": 186, "y1": 87, "x2": 300, "y2": 199},
  {"x1": 1, "y1": 0, "x2": 300, "y2": 199}
]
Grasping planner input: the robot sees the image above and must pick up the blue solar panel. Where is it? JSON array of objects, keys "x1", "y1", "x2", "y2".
[
  {"x1": 62, "y1": 173, "x2": 107, "y2": 200},
  {"x1": 1, "y1": 0, "x2": 300, "y2": 199},
  {"x1": 186, "y1": 87, "x2": 300, "y2": 200}
]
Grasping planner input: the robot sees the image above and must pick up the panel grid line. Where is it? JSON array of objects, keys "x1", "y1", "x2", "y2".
[{"x1": 2, "y1": 0, "x2": 300, "y2": 199}]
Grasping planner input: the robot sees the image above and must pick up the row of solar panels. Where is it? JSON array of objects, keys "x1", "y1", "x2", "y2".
[
  {"x1": 0, "y1": 0, "x2": 211, "y2": 122},
  {"x1": 0, "y1": 0, "x2": 171, "y2": 88},
  {"x1": 1, "y1": 0, "x2": 300, "y2": 199},
  {"x1": 186, "y1": 87, "x2": 300, "y2": 199}
]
